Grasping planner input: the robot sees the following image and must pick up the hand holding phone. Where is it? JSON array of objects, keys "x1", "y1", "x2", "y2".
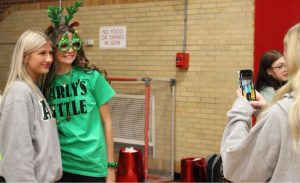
[
  {"x1": 249, "y1": 91, "x2": 267, "y2": 109},
  {"x1": 239, "y1": 69, "x2": 256, "y2": 101}
]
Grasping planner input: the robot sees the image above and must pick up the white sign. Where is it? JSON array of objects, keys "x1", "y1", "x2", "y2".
[{"x1": 100, "y1": 26, "x2": 127, "y2": 49}]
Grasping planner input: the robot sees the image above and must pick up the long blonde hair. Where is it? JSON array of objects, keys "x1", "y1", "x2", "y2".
[
  {"x1": 272, "y1": 23, "x2": 300, "y2": 151},
  {"x1": 3, "y1": 30, "x2": 51, "y2": 98}
]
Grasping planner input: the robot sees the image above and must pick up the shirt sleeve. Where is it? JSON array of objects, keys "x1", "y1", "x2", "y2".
[
  {"x1": 221, "y1": 96, "x2": 281, "y2": 182},
  {"x1": 92, "y1": 72, "x2": 116, "y2": 107},
  {"x1": 0, "y1": 97, "x2": 37, "y2": 182}
]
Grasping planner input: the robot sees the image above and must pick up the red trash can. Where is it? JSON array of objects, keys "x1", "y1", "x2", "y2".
[
  {"x1": 116, "y1": 147, "x2": 145, "y2": 182},
  {"x1": 181, "y1": 157, "x2": 208, "y2": 182}
]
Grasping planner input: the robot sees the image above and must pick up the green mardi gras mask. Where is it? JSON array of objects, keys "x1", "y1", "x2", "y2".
[
  {"x1": 48, "y1": 2, "x2": 83, "y2": 51},
  {"x1": 57, "y1": 31, "x2": 82, "y2": 52}
]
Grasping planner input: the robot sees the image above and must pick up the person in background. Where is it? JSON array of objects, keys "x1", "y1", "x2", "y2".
[
  {"x1": 221, "y1": 22, "x2": 300, "y2": 182},
  {"x1": 255, "y1": 50, "x2": 288, "y2": 103},
  {"x1": 0, "y1": 30, "x2": 62, "y2": 182},
  {"x1": 44, "y1": 2, "x2": 116, "y2": 182}
]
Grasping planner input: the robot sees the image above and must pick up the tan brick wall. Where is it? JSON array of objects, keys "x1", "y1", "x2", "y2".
[{"x1": 0, "y1": 0, "x2": 254, "y2": 173}]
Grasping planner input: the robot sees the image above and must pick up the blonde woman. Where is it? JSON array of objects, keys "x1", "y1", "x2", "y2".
[
  {"x1": 221, "y1": 22, "x2": 300, "y2": 182},
  {"x1": 0, "y1": 30, "x2": 62, "y2": 182}
]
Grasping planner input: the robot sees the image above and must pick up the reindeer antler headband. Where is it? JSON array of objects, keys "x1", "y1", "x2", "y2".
[
  {"x1": 47, "y1": 1, "x2": 83, "y2": 52},
  {"x1": 47, "y1": 1, "x2": 82, "y2": 28}
]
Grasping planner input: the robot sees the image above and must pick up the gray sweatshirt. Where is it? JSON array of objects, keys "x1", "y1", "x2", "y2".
[
  {"x1": 0, "y1": 80, "x2": 62, "y2": 182},
  {"x1": 221, "y1": 93, "x2": 300, "y2": 182}
]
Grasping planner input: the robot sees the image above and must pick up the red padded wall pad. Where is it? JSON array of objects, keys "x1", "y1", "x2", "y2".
[{"x1": 254, "y1": 0, "x2": 300, "y2": 81}]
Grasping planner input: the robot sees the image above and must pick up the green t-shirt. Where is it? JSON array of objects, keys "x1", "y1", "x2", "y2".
[{"x1": 47, "y1": 66, "x2": 115, "y2": 177}]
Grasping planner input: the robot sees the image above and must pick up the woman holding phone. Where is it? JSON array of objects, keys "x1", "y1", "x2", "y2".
[{"x1": 221, "y1": 23, "x2": 300, "y2": 182}]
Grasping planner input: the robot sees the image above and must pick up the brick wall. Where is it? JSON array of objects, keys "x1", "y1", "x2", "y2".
[
  {"x1": 0, "y1": 0, "x2": 166, "y2": 15},
  {"x1": 0, "y1": 0, "x2": 52, "y2": 14},
  {"x1": 0, "y1": 0, "x2": 254, "y2": 173}
]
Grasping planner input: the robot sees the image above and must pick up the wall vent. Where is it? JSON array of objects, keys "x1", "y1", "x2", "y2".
[{"x1": 109, "y1": 94, "x2": 155, "y2": 154}]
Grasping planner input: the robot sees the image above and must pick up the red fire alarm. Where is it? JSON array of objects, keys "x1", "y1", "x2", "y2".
[{"x1": 176, "y1": 52, "x2": 189, "y2": 69}]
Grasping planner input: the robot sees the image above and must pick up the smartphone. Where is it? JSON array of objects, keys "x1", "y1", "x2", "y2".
[{"x1": 239, "y1": 69, "x2": 256, "y2": 101}]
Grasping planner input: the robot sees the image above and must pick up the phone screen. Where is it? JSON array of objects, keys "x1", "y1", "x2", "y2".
[{"x1": 239, "y1": 70, "x2": 256, "y2": 101}]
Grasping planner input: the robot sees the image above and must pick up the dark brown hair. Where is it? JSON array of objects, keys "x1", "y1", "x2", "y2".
[
  {"x1": 255, "y1": 50, "x2": 286, "y2": 92},
  {"x1": 43, "y1": 24, "x2": 107, "y2": 95}
]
